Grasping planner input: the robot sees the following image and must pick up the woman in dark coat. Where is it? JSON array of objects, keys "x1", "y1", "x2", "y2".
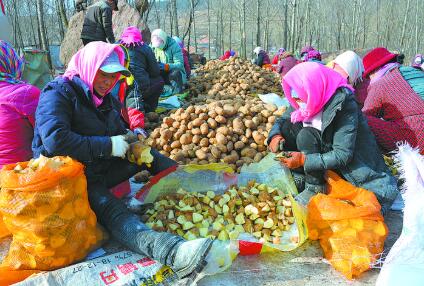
[
  {"x1": 32, "y1": 41, "x2": 213, "y2": 279},
  {"x1": 268, "y1": 62, "x2": 398, "y2": 214}
]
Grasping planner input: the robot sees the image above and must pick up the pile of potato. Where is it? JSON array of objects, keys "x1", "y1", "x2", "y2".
[
  {"x1": 144, "y1": 181, "x2": 296, "y2": 244},
  {"x1": 147, "y1": 98, "x2": 285, "y2": 172},
  {"x1": 188, "y1": 57, "x2": 281, "y2": 104}
]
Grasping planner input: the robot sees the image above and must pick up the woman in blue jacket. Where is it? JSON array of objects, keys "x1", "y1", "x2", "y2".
[{"x1": 32, "y1": 41, "x2": 212, "y2": 278}]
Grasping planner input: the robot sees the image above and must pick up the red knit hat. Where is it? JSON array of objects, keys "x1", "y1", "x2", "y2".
[{"x1": 363, "y1": 47, "x2": 398, "y2": 77}]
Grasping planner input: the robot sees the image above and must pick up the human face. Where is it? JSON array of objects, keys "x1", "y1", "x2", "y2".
[{"x1": 93, "y1": 70, "x2": 119, "y2": 96}]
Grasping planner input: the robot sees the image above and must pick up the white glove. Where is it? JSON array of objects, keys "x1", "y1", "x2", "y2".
[{"x1": 110, "y1": 135, "x2": 129, "y2": 158}]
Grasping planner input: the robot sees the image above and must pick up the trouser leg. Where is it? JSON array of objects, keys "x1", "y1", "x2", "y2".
[
  {"x1": 142, "y1": 77, "x2": 165, "y2": 113},
  {"x1": 278, "y1": 120, "x2": 303, "y2": 151},
  {"x1": 87, "y1": 152, "x2": 180, "y2": 266},
  {"x1": 296, "y1": 127, "x2": 325, "y2": 186}
]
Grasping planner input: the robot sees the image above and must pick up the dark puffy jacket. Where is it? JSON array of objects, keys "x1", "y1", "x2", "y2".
[
  {"x1": 268, "y1": 88, "x2": 398, "y2": 210},
  {"x1": 127, "y1": 43, "x2": 161, "y2": 94},
  {"x1": 32, "y1": 76, "x2": 127, "y2": 179},
  {"x1": 254, "y1": 50, "x2": 271, "y2": 67},
  {"x1": 81, "y1": 0, "x2": 115, "y2": 43}
]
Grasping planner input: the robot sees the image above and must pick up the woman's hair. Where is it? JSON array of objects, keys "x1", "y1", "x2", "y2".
[{"x1": 395, "y1": 53, "x2": 405, "y2": 64}]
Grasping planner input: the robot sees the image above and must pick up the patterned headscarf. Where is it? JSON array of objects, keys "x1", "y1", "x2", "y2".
[{"x1": 0, "y1": 40, "x2": 25, "y2": 84}]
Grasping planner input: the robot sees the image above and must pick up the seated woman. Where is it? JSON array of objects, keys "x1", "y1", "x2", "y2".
[
  {"x1": 362, "y1": 47, "x2": 424, "y2": 153},
  {"x1": 151, "y1": 29, "x2": 186, "y2": 94},
  {"x1": 411, "y1": 54, "x2": 424, "y2": 71},
  {"x1": 300, "y1": 45, "x2": 322, "y2": 63},
  {"x1": 276, "y1": 51, "x2": 298, "y2": 77},
  {"x1": 0, "y1": 40, "x2": 40, "y2": 168},
  {"x1": 252, "y1": 47, "x2": 271, "y2": 68},
  {"x1": 327, "y1": 50, "x2": 369, "y2": 107},
  {"x1": 172, "y1": 36, "x2": 191, "y2": 80},
  {"x1": 32, "y1": 41, "x2": 212, "y2": 278},
  {"x1": 118, "y1": 26, "x2": 164, "y2": 115},
  {"x1": 268, "y1": 62, "x2": 398, "y2": 214},
  {"x1": 272, "y1": 48, "x2": 286, "y2": 65}
]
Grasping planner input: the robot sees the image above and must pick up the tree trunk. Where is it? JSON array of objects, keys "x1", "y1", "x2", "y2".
[
  {"x1": 207, "y1": 0, "x2": 211, "y2": 59},
  {"x1": 290, "y1": 0, "x2": 297, "y2": 51},
  {"x1": 303, "y1": 0, "x2": 311, "y2": 45},
  {"x1": 57, "y1": 0, "x2": 68, "y2": 29},
  {"x1": 229, "y1": 3, "x2": 233, "y2": 50},
  {"x1": 400, "y1": 0, "x2": 411, "y2": 49},
  {"x1": 256, "y1": 0, "x2": 260, "y2": 47},
  {"x1": 415, "y1": 0, "x2": 419, "y2": 54},
  {"x1": 283, "y1": 0, "x2": 288, "y2": 49},
  {"x1": 36, "y1": 0, "x2": 51, "y2": 68},
  {"x1": 171, "y1": 0, "x2": 178, "y2": 36},
  {"x1": 242, "y1": 0, "x2": 247, "y2": 58}
]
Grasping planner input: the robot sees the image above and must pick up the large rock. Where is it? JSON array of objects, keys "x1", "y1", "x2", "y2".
[{"x1": 60, "y1": 0, "x2": 150, "y2": 66}]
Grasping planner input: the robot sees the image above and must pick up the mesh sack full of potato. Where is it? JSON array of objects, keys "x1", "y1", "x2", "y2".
[
  {"x1": 0, "y1": 156, "x2": 103, "y2": 270},
  {"x1": 307, "y1": 171, "x2": 388, "y2": 280}
]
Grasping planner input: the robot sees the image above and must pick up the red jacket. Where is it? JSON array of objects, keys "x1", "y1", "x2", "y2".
[
  {"x1": 362, "y1": 68, "x2": 424, "y2": 153},
  {"x1": 0, "y1": 0, "x2": 5, "y2": 14}
]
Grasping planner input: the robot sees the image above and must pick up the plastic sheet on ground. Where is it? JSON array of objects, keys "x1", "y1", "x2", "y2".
[
  {"x1": 258, "y1": 93, "x2": 290, "y2": 108},
  {"x1": 136, "y1": 153, "x2": 307, "y2": 254}
]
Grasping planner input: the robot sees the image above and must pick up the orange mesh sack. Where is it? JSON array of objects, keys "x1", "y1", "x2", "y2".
[
  {"x1": 0, "y1": 156, "x2": 103, "y2": 271},
  {"x1": 0, "y1": 213, "x2": 10, "y2": 238},
  {"x1": 307, "y1": 171, "x2": 388, "y2": 280}
]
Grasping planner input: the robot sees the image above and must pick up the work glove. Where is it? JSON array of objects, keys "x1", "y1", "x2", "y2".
[
  {"x1": 111, "y1": 135, "x2": 130, "y2": 158},
  {"x1": 280, "y1": 152, "x2": 306, "y2": 169},
  {"x1": 268, "y1": 135, "x2": 285, "y2": 153},
  {"x1": 127, "y1": 142, "x2": 154, "y2": 166},
  {"x1": 159, "y1": 62, "x2": 170, "y2": 72}
]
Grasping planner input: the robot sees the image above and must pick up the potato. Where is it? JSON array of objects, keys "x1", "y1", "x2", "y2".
[
  {"x1": 186, "y1": 106, "x2": 195, "y2": 114},
  {"x1": 241, "y1": 147, "x2": 257, "y2": 159},
  {"x1": 223, "y1": 104, "x2": 237, "y2": 117},
  {"x1": 211, "y1": 146, "x2": 221, "y2": 159},
  {"x1": 216, "y1": 144, "x2": 228, "y2": 153},
  {"x1": 234, "y1": 141, "x2": 245, "y2": 150},
  {"x1": 253, "y1": 153, "x2": 263, "y2": 162},
  {"x1": 192, "y1": 118, "x2": 204, "y2": 127},
  {"x1": 171, "y1": 141, "x2": 182, "y2": 149},
  {"x1": 244, "y1": 120, "x2": 256, "y2": 129},
  {"x1": 261, "y1": 110, "x2": 273, "y2": 118},
  {"x1": 195, "y1": 150, "x2": 207, "y2": 160},
  {"x1": 215, "y1": 115, "x2": 227, "y2": 124},
  {"x1": 245, "y1": 128, "x2": 252, "y2": 138},
  {"x1": 180, "y1": 134, "x2": 193, "y2": 145},
  {"x1": 216, "y1": 133, "x2": 228, "y2": 145},
  {"x1": 200, "y1": 138, "x2": 209, "y2": 147},
  {"x1": 200, "y1": 123, "x2": 209, "y2": 135},
  {"x1": 223, "y1": 154, "x2": 238, "y2": 164},
  {"x1": 217, "y1": 126, "x2": 230, "y2": 136},
  {"x1": 207, "y1": 118, "x2": 218, "y2": 129},
  {"x1": 268, "y1": 116, "x2": 276, "y2": 124},
  {"x1": 192, "y1": 128, "x2": 202, "y2": 136},
  {"x1": 207, "y1": 130, "x2": 216, "y2": 139},
  {"x1": 192, "y1": 135, "x2": 201, "y2": 144},
  {"x1": 162, "y1": 130, "x2": 173, "y2": 141},
  {"x1": 163, "y1": 117, "x2": 175, "y2": 127},
  {"x1": 227, "y1": 141, "x2": 234, "y2": 152},
  {"x1": 252, "y1": 131, "x2": 266, "y2": 145}
]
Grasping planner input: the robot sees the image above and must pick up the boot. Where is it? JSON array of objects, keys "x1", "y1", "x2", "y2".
[
  {"x1": 170, "y1": 238, "x2": 214, "y2": 278},
  {"x1": 295, "y1": 183, "x2": 325, "y2": 206}
]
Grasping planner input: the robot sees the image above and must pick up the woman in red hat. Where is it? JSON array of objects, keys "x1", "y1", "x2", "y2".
[{"x1": 362, "y1": 47, "x2": 424, "y2": 153}]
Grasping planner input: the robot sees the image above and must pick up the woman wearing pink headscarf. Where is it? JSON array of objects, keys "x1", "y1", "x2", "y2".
[
  {"x1": 118, "y1": 26, "x2": 164, "y2": 115},
  {"x1": 32, "y1": 41, "x2": 213, "y2": 278},
  {"x1": 0, "y1": 40, "x2": 40, "y2": 168},
  {"x1": 267, "y1": 62, "x2": 398, "y2": 214}
]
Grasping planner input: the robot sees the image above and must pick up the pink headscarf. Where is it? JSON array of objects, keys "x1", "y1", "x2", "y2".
[
  {"x1": 63, "y1": 41, "x2": 125, "y2": 96},
  {"x1": 119, "y1": 26, "x2": 144, "y2": 47},
  {"x1": 282, "y1": 62, "x2": 354, "y2": 123}
]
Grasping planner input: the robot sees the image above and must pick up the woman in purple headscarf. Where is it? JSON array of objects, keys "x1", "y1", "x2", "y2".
[{"x1": 172, "y1": 36, "x2": 191, "y2": 79}]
